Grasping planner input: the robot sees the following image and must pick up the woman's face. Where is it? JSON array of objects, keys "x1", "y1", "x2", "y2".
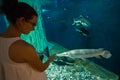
[{"x1": 18, "y1": 16, "x2": 38, "y2": 34}]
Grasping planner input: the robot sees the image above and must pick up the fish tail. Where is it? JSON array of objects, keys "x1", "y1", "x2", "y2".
[{"x1": 101, "y1": 50, "x2": 112, "y2": 59}]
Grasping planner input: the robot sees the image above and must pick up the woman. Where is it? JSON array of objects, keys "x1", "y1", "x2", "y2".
[{"x1": 0, "y1": 0, "x2": 55, "y2": 80}]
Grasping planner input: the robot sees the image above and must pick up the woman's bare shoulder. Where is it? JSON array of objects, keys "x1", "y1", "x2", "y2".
[
  {"x1": 11, "y1": 40, "x2": 34, "y2": 49},
  {"x1": 9, "y1": 40, "x2": 36, "y2": 62}
]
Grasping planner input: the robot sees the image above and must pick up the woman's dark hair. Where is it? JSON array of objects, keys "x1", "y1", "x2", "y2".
[{"x1": 1, "y1": 0, "x2": 38, "y2": 24}]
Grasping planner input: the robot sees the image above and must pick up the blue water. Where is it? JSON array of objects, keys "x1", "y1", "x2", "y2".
[
  {"x1": 0, "y1": 0, "x2": 120, "y2": 76},
  {"x1": 42, "y1": 0, "x2": 120, "y2": 75}
]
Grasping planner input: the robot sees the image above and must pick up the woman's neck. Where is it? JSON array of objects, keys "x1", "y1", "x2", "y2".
[{"x1": 1, "y1": 24, "x2": 21, "y2": 38}]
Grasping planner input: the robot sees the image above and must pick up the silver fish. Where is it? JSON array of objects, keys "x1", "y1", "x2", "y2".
[{"x1": 56, "y1": 48, "x2": 112, "y2": 59}]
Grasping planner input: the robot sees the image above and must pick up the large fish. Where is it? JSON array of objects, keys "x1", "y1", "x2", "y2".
[
  {"x1": 72, "y1": 15, "x2": 91, "y2": 36},
  {"x1": 56, "y1": 48, "x2": 112, "y2": 60}
]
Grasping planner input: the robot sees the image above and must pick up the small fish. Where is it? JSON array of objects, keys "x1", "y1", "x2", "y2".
[{"x1": 56, "y1": 48, "x2": 112, "y2": 60}]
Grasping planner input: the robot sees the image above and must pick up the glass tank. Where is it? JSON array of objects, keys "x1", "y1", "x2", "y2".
[{"x1": 0, "y1": 0, "x2": 119, "y2": 80}]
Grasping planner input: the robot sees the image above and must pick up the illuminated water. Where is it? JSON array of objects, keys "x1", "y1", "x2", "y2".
[{"x1": 0, "y1": 0, "x2": 120, "y2": 79}]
